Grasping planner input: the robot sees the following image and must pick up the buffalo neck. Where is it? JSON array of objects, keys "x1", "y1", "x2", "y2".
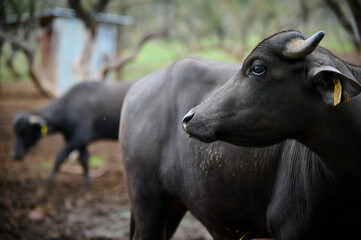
[
  {"x1": 297, "y1": 101, "x2": 361, "y2": 184},
  {"x1": 300, "y1": 63, "x2": 361, "y2": 175},
  {"x1": 34, "y1": 105, "x2": 59, "y2": 134}
]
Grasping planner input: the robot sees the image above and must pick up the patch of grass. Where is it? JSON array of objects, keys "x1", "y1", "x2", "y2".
[
  {"x1": 89, "y1": 155, "x2": 105, "y2": 169},
  {"x1": 41, "y1": 161, "x2": 52, "y2": 170},
  {"x1": 121, "y1": 40, "x2": 239, "y2": 82},
  {"x1": 112, "y1": 206, "x2": 131, "y2": 220},
  {"x1": 41, "y1": 155, "x2": 104, "y2": 170}
]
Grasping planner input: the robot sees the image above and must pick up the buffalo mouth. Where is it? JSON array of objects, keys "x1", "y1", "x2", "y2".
[
  {"x1": 182, "y1": 111, "x2": 218, "y2": 143},
  {"x1": 184, "y1": 128, "x2": 217, "y2": 143}
]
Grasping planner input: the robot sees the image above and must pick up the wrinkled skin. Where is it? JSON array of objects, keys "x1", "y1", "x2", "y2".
[
  {"x1": 13, "y1": 81, "x2": 131, "y2": 188},
  {"x1": 183, "y1": 31, "x2": 361, "y2": 239}
]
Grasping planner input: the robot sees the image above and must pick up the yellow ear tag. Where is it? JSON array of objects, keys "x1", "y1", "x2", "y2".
[
  {"x1": 41, "y1": 125, "x2": 48, "y2": 136},
  {"x1": 334, "y1": 78, "x2": 342, "y2": 106}
]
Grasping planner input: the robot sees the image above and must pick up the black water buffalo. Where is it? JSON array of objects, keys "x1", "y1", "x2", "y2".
[
  {"x1": 13, "y1": 81, "x2": 131, "y2": 188},
  {"x1": 183, "y1": 30, "x2": 361, "y2": 239},
  {"x1": 119, "y1": 57, "x2": 329, "y2": 238}
]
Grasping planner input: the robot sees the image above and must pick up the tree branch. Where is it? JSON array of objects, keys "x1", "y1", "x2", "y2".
[
  {"x1": 95, "y1": 0, "x2": 112, "y2": 12},
  {"x1": 23, "y1": 0, "x2": 36, "y2": 40},
  {"x1": 324, "y1": 0, "x2": 354, "y2": 34},
  {"x1": 347, "y1": 0, "x2": 361, "y2": 52},
  {"x1": 68, "y1": 0, "x2": 96, "y2": 36},
  {"x1": 0, "y1": 0, "x2": 6, "y2": 58},
  {"x1": 100, "y1": 29, "x2": 168, "y2": 77},
  {"x1": 6, "y1": 46, "x2": 20, "y2": 80},
  {"x1": 324, "y1": 0, "x2": 361, "y2": 54},
  {"x1": 68, "y1": 0, "x2": 113, "y2": 81},
  {"x1": 8, "y1": 0, "x2": 22, "y2": 28},
  {"x1": 0, "y1": 30, "x2": 55, "y2": 98},
  {"x1": 100, "y1": 0, "x2": 171, "y2": 78}
]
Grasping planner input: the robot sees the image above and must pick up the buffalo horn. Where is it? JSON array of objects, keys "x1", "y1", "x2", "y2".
[{"x1": 283, "y1": 31, "x2": 325, "y2": 59}]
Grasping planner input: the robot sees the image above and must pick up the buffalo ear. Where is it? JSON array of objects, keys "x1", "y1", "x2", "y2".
[
  {"x1": 311, "y1": 65, "x2": 361, "y2": 106},
  {"x1": 28, "y1": 115, "x2": 48, "y2": 136}
]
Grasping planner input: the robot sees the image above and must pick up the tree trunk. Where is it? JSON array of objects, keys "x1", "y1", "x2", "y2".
[
  {"x1": 347, "y1": 0, "x2": 361, "y2": 54},
  {"x1": 73, "y1": 30, "x2": 96, "y2": 81},
  {"x1": 100, "y1": 0, "x2": 171, "y2": 79},
  {"x1": 324, "y1": 0, "x2": 361, "y2": 56},
  {"x1": 6, "y1": 46, "x2": 20, "y2": 80},
  {"x1": 0, "y1": 30, "x2": 55, "y2": 98},
  {"x1": 68, "y1": 0, "x2": 111, "y2": 81}
]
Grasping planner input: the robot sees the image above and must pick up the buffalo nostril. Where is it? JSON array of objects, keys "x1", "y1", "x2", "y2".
[{"x1": 182, "y1": 111, "x2": 195, "y2": 129}]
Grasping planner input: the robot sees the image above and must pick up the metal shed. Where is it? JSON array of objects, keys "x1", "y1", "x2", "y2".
[{"x1": 38, "y1": 8, "x2": 133, "y2": 95}]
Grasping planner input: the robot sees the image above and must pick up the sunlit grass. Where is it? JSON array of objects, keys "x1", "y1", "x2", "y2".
[
  {"x1": 40, "y1": 155, "x2": 105, "y2": 170},
  {"x1": 121, "y1": 40, "x2": 239, "y2": 82},
  {"x1": 0, "y1": 43, "x2": 31, "y2": 82},
  {"x1": 120, "y1": 36, "x2": 357, "y2": 82},
  {"x1": 89, "y1": 155, "x2": 105, "y2": 169}
]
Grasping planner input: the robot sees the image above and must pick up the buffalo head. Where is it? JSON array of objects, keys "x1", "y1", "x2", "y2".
[
  {"x1": 12, "y1": 113, "x2": 47, "y2": 160},
  {"x1": 182, "y1": 30, "x2": 361, "y2": 147}
]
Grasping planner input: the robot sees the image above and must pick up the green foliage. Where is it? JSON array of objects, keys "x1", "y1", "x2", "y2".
[
  {"x1": 89, "y1": 155, "x2": 105, "y2": 169},
  {"x1": 121, "y1": 28, "x2": 357, "y2": 82},
  {"x1": 2, "y1": 0, "x2": 359, "y2": 84},
  {"x1": 0, "y1": 43, "x2": 30, "y2": 82},
  {"x1": 121, "y1": 40, "x2": 239, "y2": 82}
]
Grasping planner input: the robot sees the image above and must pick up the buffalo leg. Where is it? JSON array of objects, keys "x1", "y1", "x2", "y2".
[
  {"x1": 45, "y1": 143, "x2": 76, "y2": 188},
  {"x1": 129, "y1": 190, "x2": 187, "y2": 240},
  {"x1": 130, "y1": 212, "x2": 136, "y2": 239},
  {"x1": 78, "y1": 145, "x2": 90, "y2": 189},
  {"x1": 130, "y1": 195, "x2": 168, "y2": 240},
  {"x1": 130, "y1": 201, "x2": 187, "y2": 240},
  {"x1": 164, "y1": 198, "x2": 187, "y2": 238}
]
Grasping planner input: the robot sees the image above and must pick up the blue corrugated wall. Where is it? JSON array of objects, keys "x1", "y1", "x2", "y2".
[{"x1": 53, "y1": 18, "x2": 118, "y2": 95}]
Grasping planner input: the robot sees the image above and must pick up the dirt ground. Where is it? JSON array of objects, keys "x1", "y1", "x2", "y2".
[
  {"x1": 0, "y1": 52, "x2": 359, "y2": 240},
  {"x1": 0, "y1": 82, "x2": 211, "y2": 240}
]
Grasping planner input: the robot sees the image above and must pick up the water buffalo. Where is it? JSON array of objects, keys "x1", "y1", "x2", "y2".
[
  {"x1": 119, "y1": 56, "x2": 327, "y2": 238},
  {"x1": 13, "y1": 81, "x2": 131, "y2": 188},
  {"x1": 183, "y1": 30, "x2": 361, "y2": 239}
]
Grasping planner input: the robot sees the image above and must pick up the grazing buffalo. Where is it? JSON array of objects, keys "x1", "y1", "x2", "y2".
[
  {"x1": 119, "y1": 56, "x2": 326, "y2": 238},
  {"x1": 183, "y1": 30, "x2": 361, "y2": 239},
  {"x1": 13, "y1": 81, "x2": 131, "y2": 188}
]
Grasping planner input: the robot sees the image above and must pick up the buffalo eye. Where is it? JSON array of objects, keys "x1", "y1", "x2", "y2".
[{"x1": 250, "y1": 65, "x2": 266, "y2": 76}]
